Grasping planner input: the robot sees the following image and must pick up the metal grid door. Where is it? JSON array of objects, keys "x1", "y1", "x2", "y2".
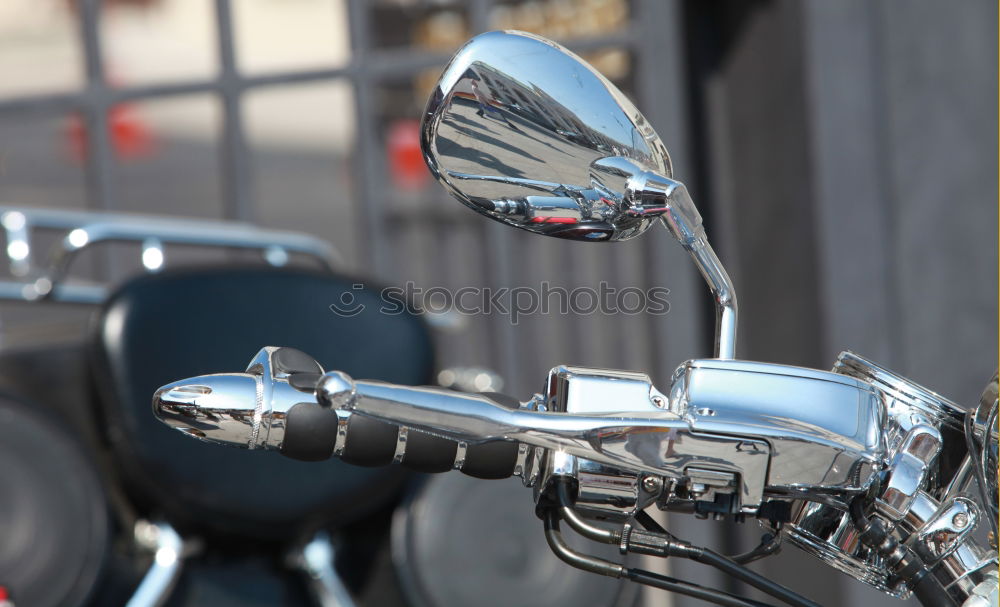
[
  {"x1": 0, "y1": 0, "x2": 706, "y2": 395},
  {"x1": 0, "y1": 3, "x2": 748, "y2": 606}
]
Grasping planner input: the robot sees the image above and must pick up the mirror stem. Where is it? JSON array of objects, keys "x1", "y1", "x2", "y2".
[
  {"x1": 683, "y1": 230, "x2": 738, "y2": 359},
  {"x1": 646, "y1": 178, "x2": 737, "y2": 359}
]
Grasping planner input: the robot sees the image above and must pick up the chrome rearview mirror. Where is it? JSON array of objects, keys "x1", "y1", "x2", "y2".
[{"x1": 422, "y1": 31, "x2": 738, "y2": 359}]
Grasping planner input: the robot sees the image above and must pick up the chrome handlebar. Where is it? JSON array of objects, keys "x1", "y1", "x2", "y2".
[
  {"x1": 154, "y1": 348, "x2": 885, "y2": 514},
  {"x1": 153, "y1": 347, "x2": 998, "y2": 606}
]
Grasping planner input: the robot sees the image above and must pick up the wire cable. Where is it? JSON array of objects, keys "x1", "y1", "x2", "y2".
[
  {"x1": 729, "y1": 531, "x2": 782, "y2": 565},
  {"x1": 543, "y1": 511, "x2": 776, "y2": 607},
  {"x1": 635, "y1": 509, "x2": 668, "y2": 534},
  {"x1": 849, "y1": 497, "x2": 955, "y2": 607},
  {"x1": 555, "y1": 479, "x2": 817, "y2": 607},
  {"x1": 554, "y1": 480, "x2": 622, "y2": 543}
]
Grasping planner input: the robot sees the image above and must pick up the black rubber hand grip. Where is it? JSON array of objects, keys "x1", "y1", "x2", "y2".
[
  {"x1": 281, "y1": 385, "x2": 523, "y2": 480},
  {"x1": 282, "y1": 402, "x2": 338, "y2": 462},
  {"x1": 461, "y1": 392, "x2": 520, "y2": 479},
  {"x1": 462, "y1": 440, "x2": 519, "y2": 479},
  {"x1": 340, "y1": 414, "x2": 398, "y2": 467},
  {"x1": 401, "y1": 430, "x2": 457, "y2": 473}
]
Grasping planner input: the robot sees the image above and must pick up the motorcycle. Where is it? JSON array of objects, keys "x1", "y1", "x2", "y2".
[
  {"x1": 0, "y1": 209, "x2": 426, "y2": 607},
  {"x1": 152, "y1": 31, "x2": 999, "y2": 607},
  {"x1": 0, "y1": 206, "x2": 632, "y2": 607}
]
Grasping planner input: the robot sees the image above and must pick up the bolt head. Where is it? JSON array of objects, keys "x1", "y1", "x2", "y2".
[
  {"x1": 952, "y1": 512, "x2": 970, "y2": 529},
  {"x1": 317, "y1": 371, "x2": 356, "y2": 409}
]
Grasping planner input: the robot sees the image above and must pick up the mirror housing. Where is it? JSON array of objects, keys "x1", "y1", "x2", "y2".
[
  {"x1": 421, "y1": 31, "x2": 738, "y2": 359},
  {"x1": 421, "y1": 30, "x2": 704, "y2": 243}
]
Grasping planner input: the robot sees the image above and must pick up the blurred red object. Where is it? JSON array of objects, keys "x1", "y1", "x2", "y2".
[
  {"x1": 65, "y1": 104, "x2": 156, "y2": 163},
  {"x1": 387, "y1": 119, "x2": 429, "y2": 191},
  {"x1": 61, "y1": 0, "x2": 160, "y2": 164}
]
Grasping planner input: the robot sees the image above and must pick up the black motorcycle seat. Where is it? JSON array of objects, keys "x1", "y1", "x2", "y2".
[{"x1": 90, "y1": 265, "x2": 433, "y2": 540}]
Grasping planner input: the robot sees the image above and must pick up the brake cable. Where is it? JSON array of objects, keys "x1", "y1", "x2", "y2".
[
  {"x1": 728, "y1": 530, "x2": 782, "y2": 564},
  {"x1": 552, "y1": 479, "x2": 821, "y2": 607},
  {"x1": 542, "y1": 512, "x2": 775, "y2": 607}
]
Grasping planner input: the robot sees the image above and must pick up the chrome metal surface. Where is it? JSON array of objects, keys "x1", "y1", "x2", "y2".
[
  {"x1": 544, "y1": 366, "x2": 667, "y2": 415},
  {"x1": 574, "y1": 459, "x2": 649, "y2": 521},
  {"x1": 912, "y1": 496, "x2": 979, "y2": 565},
  {"x1": 154, "y1": 347, "x2": 325, "y2": 450},
  {"x1": 784, "y1": 499, "x2": 893, "y2": 594},
  {"x1": 337, "y1": 359, "x2": 885, "y2": 513},
  {"x1": 126, "y1": 521, "x2": 186, "y2": 607},
  {"x1": 944, "y1": 456, "x2": 978, "y2": 503},
  {"x1": 536, "y1": 451, "x2": 581, "y2": 502},
  {"x1": 295, "y1": 532, "x2": 357, "y2": 607},
  {"x1": 834, "y1": 350, "x2": 967, "y2": 476},
  {"x1": 393, "y1": 426, "x2": 409, "y2": 464},
  {"x1": 156, "y1": 353, "x2": 887, "y2": 515},
  {"x1": 903, "y1": 492, "x2": 997, "y2": 603},
  {"x1": 0, "y1": 206, "x2": 340, "y2": 303},
  {"x1": 512, "y1": 443, "x2": 532, "y2": 481},
  {"x1": 452, "y1": 441, "x2": 468, "y2": 471},
  {"x1": 688, "y1": 237, "x2": 738, "y2": 359},
  {"x1": 933, "y1": 541, "x2": 996, "y2": 603},
  {"x1": 960, "y1": 569, "x2": 999, "y2": 607},
  {"x1": 521, "y1": 443, "x2": 543, "y2": 488},
  {"x1": 787, "y1": 491, "x2": 951, "y2": 597},
  {"x1": 350, "y1": 377, "x2": 774, "y2": 511},
  {"x1": 548, "y1": 450, "x2": 579, "y2": 478},
  {"x1": 875, "y1": 424, "x2": 942, "y2": 521},
  {"x1": 421, "y1": 30, "x2": 737, "y2": 358},
  {"x1": 334, "y1": 414, "x2": 349, "y2": 458},
  {"x1": 317, "y1": 371, "x2": 357, "y2": 410},
  {"x1": 783, "y1": 351, "x2": 998, "y2": 599},
  {"x1": 671, "y1": 359, "x2": 884, "y2": 495},
  {"x1": 787, "y1": 481, "x2": 998, "y2": 600},
  {"x1": 153, "y1": 343, "x2": 998, "y2": 602},
  {"x1": 422, "y1": 31, "x2": 672, "y2": 243}
]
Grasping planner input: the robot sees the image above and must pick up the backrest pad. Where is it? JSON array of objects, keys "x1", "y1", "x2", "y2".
[{"x1": 90, "y1": 266, "x2": 434, "y2": 540}]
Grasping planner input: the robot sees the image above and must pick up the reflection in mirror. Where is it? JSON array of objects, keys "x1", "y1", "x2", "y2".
[
  {"x1": 422, "y1": 30, "x2": 738, "y2": 360},
  {"x1": 422, "y1": 30, "x2": 682, "y2": 242}
]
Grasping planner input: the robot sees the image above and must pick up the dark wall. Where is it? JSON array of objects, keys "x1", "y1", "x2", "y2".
[
  {"x1": 684, "y1": 0, "x2": 824, "y2": 369},
  {"x1": 675, "y1": 0, "x2": 997, "y2": 605}
]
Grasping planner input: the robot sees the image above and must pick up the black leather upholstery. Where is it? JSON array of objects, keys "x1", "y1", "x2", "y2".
[{"x1": 90, "y1": 266, "x2": 433, "y2": 539}]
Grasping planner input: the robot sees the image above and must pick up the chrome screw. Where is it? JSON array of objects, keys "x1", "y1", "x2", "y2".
[
  {"x1": 952, "y1": 512, "x2": 970, "y2": 529},
  {"x1": 642, "y1": 476, "x2": 663, "y2": 494}
]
